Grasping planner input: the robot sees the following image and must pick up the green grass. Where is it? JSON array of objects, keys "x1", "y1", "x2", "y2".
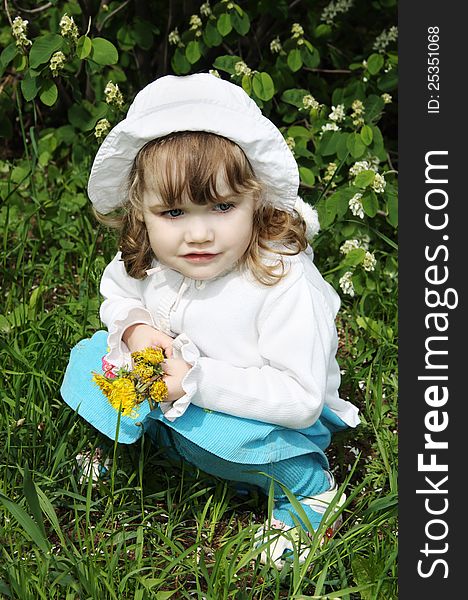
[{"x1": 0, "y1": 155, "x2": 397, "y2": 599}]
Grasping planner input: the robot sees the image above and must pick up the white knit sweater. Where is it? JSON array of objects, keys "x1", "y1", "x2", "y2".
[{"x1": 99, "y1": 249, "x2": 360, "y2": 429}]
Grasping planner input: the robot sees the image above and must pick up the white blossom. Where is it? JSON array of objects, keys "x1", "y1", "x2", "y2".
[
  {"x1": 351, "y1": 99, "x2": 365, "y2": 125},
  {"x1": 340, "y1": 239, "x2": 361, "y2": 255},
  {"x1": 363, "y1": 251, "x2": 377, "y2": 272},
  {"x1": 270, "y1": 36, "x2": 282, "y2": 53},
  {"x1": 49, "y1": 51, "x2": 66, "y2": 76},
  {"x1": 234, "y1": 60, "x2": 252, "y2": 77},
  {"x1": 381, "y1": 93, "x2": 392, "y2": 104},
  {"x1": 321, "y1": 0, "x2": 354, "y2": 25},
  {"x1": 329, "y1": 104, "x2": 345, "y2": 122},
  {"x1": 351, "y1": 99, "x2": 364, "y2": 114},
  {"x1": 189, "y1": 15, "x2": 203, "y2": 30},
  {"x1": 321, "y1": 122, "x2": 340, "y2": 134},
  {"x1": 291, "y1": 23, "x2": 304, "y2": 38},
  {"x1": 323, "y1": 162, "x2": 337, "y2": 185},
  {"x1": 339, "y1": 271, "x2": 355, "y2": 296},
  {"x1": 349, "y1": 160, "x2": 370, "y2": 178},
  {"x1": 12, "y1": 16, "x2": 31, "y2": 48},
  {"x1": 372, "y1": 172, "x2": 386, "y2": 193},
  {"x1": 168, "y1": 28, "x2": 180, "y2": 45},
  {"x1": 285, "y1": 137, "x2": 296, "y2": 151},
  {"x1": 373, "y1": 26, "x2": 398, "y2": 53},
  {"x1": 104, "y1": 81, "x2": 124, "y2": 108},
  {"x1": 94, "y1": 118, "x2": 111, "y2": 141},
  {"x1": 200, "y1": 2, "x2": 212, "y2": 17},
  {"x1": 209, "y1": 69, "x2": 220, "y2": 78},
  {"x1": 302, "y1": 94, "x2": 320, "y2": 110},
  {"x1": 349, "y1": 193, "x2": 364, "y2": 218},
  {"x1": 59, "y1": 14, "x2": 79, "y2": 41}
]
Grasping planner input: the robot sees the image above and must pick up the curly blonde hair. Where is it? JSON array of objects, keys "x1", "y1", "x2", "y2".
[{"x1": 94, "y1": 131, "x2": 308, "y2": 285}]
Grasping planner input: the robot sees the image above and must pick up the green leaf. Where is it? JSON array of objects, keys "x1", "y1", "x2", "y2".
[
  {"x1": 364, "y1": 95, "x2": 385, "y2": 123},
  {"x1": 76, "y1": 35, "x2": 92, "y2": 59},
  {"x1": 252, "y1": 72, "x2": 275, "y2": 101},
  {"x1": 241, "y1": 74, "x2": 252, "y2": 95},
  {"x1": 385, "y1": 186, "x2": 398, "y2": 227},
  {"x1": 346, "y1": 132, "x2": 366, "y2": 158},
  {"x1": 343, "y1": 247, "x2": 366, "y2": 266},
  {"x1": 378, "y1": 68, "x2": 398, "y2": 91},
  {"x1": 300, "y1": 45, "x2": 320, "y2": 68},
  {"x1": 299, "y1": 166, "x2": 315, "y2": 186},
  {"x1": 133, "y1": 18, "x2": 154, "y2": 50},
  {"x1": 217, "y1": 14, "x2": 233, "y2": 36},
  {"x1": 328, "y1": 187, "x2": 358, "y2": 217},
  {"x1": 315, "y1": 23, "x2": 332, "y2": 38},
  {"x1": 354, "y1": 169, "x2": 375, "y2": 188},
  {"x1": 13, "y1": 54, "x2": 27, "y2": 72},
  {"x1": 362, "y1": 190, "x2": 379, "y2": 217},
  {"x1": 171, "y1": 47, "x2": 191, "y2": 74},
  {"x1": 287, "y1": 49, "x2": 302, "y2": 72},
  {"x1": 21, "y1": 74, "x2": 40, "y2": 101},
  {"x1": 231, "y1": 11, "x2": 250, "y2": 35},
  {"x1": 0, "y1": 43, "x2": 18, "y2": 74},
  {"x1": 287, "y1": 126, "x2": 311, "y2": 138},
  {"x1": 213, "y1": 54, "x2": 242, "y2": 75},
  {"x1": 0, "y1": 492, "x2": 50, "y2": 553},
  {"x1": 29, "y1": 34, "x2": 63, "y2": 69},
  {"x1": 367, "y1": 53, "x2": 385, "y2": 75},
  {"x1": 89, "y1": 38, "x2": 119, "y2": 65},
  {"x1": 204, "y1": 21, "x2": 223, "y2": 47},
  {"x1": 316, "y1": 195, "x2": 337, "y2": 228},
  {"x1": 39, "y1": 81, "x2": 58, "y2": 107},
  {"x1": 360, "y1": 125, "x2": 373, "y2": 146},
  {"x1": 320, "y1": 131, "x2": 342, "y2": 156},
  {"x1": 23, "y1": 464, "x2": 46, "y2": 539},
  {"x1": 117, "y1": 25, "x2": 135, "y2": 51},
  {"x1": 281, "y1": 88, "x2": 309, "y2": 108},
  {"x1": 336, "y1": 133, "x2": 350, "y2": 161},
  {"x1": 186, "y1": 41, "x2": 201, "y2": 64}
]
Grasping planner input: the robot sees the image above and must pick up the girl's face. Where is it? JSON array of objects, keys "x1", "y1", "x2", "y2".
[{"x1": 141, "y1": 178, "x2": 256, "y2": 280}]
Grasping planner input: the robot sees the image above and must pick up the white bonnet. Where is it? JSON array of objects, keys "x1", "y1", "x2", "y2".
[{"x1": 88, "y1": 73, "x2": 319, "y2": 238}]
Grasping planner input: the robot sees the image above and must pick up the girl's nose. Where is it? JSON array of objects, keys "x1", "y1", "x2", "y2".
[{"x1": 184, "y1": 217, "x2": 214, "y2": 243}]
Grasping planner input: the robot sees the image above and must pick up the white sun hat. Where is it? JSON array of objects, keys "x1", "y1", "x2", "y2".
[{"x1": 88, "y1": 73, "x2": 319, "y2": 237}]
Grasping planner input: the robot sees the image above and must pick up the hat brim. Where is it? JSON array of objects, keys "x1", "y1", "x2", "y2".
[{"x1": 88, "y1": 98, "x2": 299, "y2": 214}]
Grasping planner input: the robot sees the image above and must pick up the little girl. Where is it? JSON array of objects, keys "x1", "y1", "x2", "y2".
[{"x1": 61, "y1": 73, "x2": 360, "y2": 566}]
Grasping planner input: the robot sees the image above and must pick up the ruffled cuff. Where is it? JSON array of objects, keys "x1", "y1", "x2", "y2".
[
  {"x1": 159, "y1": 333, "x2": 201, "y2": 421},
  {"x1": 105, "y1": 307, "x2": 156, "y2": 368}
]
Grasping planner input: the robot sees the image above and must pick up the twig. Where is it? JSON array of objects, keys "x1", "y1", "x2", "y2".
[
  {"x1": 304, "y1": 68, "x2": 352, "y2": 74},
  {"x1": 97, "y1": 0, "x2": 131, "y2": 32},
  {"x1": 3, "y1": 0, "x2": 12, "y2": 26},
  {"x1": 11, "y1": 1, "x2": 52, "y2": 13}
]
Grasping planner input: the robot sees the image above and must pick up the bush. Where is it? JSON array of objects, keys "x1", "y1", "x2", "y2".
[{"x1": 0, "y1": 1, "x2": 398, "y2": 597}]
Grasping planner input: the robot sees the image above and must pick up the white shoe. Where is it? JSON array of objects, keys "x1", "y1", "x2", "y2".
[
  {"x1": 255, "y1": 484, "x2": 346, "y2": 568},
  {"x1": 75, "y1": 448, "x2": 111, "y2": 485}
]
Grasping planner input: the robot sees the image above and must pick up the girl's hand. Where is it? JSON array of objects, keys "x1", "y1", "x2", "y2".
[
  {"x1": 123, "y1": 323, "x2": 173, "y2": 357},
  {"x1": 162, "y1": 358, "x2": 191, "y2": 402}
]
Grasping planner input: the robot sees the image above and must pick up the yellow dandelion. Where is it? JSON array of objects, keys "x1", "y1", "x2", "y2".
[
  {"x1": 92, "y1": 373, "x2": 114, "y2": 397},
  {"x1": 132, "y1": 362, "x2": 155, "y2": 383},
  {"x1": 132, "y1": 347, "x2": 165, "y2": 365},
  {"x1": 150, "y1": 380, "x2": 169, "y2": 403},
  {"x1": 109, "y1": 377, "x2": 139, "y2": 416}
]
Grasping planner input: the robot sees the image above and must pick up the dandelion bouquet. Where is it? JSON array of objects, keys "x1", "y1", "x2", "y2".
[{"x1": 92, "y1": 347, "x2": 168, "y2": 418}]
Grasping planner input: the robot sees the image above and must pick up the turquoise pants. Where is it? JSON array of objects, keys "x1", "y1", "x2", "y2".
[{"x1": 147, "y1": 421, "x2": 332, "y2": 529}]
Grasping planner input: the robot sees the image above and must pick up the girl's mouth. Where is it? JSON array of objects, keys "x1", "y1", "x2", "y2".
[{"x1": 183, "y1": 253, "x2": 219, "y2": 262}]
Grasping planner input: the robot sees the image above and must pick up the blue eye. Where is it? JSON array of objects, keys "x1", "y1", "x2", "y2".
[
  {"x1": 214, "y1": 203, "x2": 234, "y2": 212},
  {"x1": 163, "y1": 208, "x2": 184, "y2": 218}
]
